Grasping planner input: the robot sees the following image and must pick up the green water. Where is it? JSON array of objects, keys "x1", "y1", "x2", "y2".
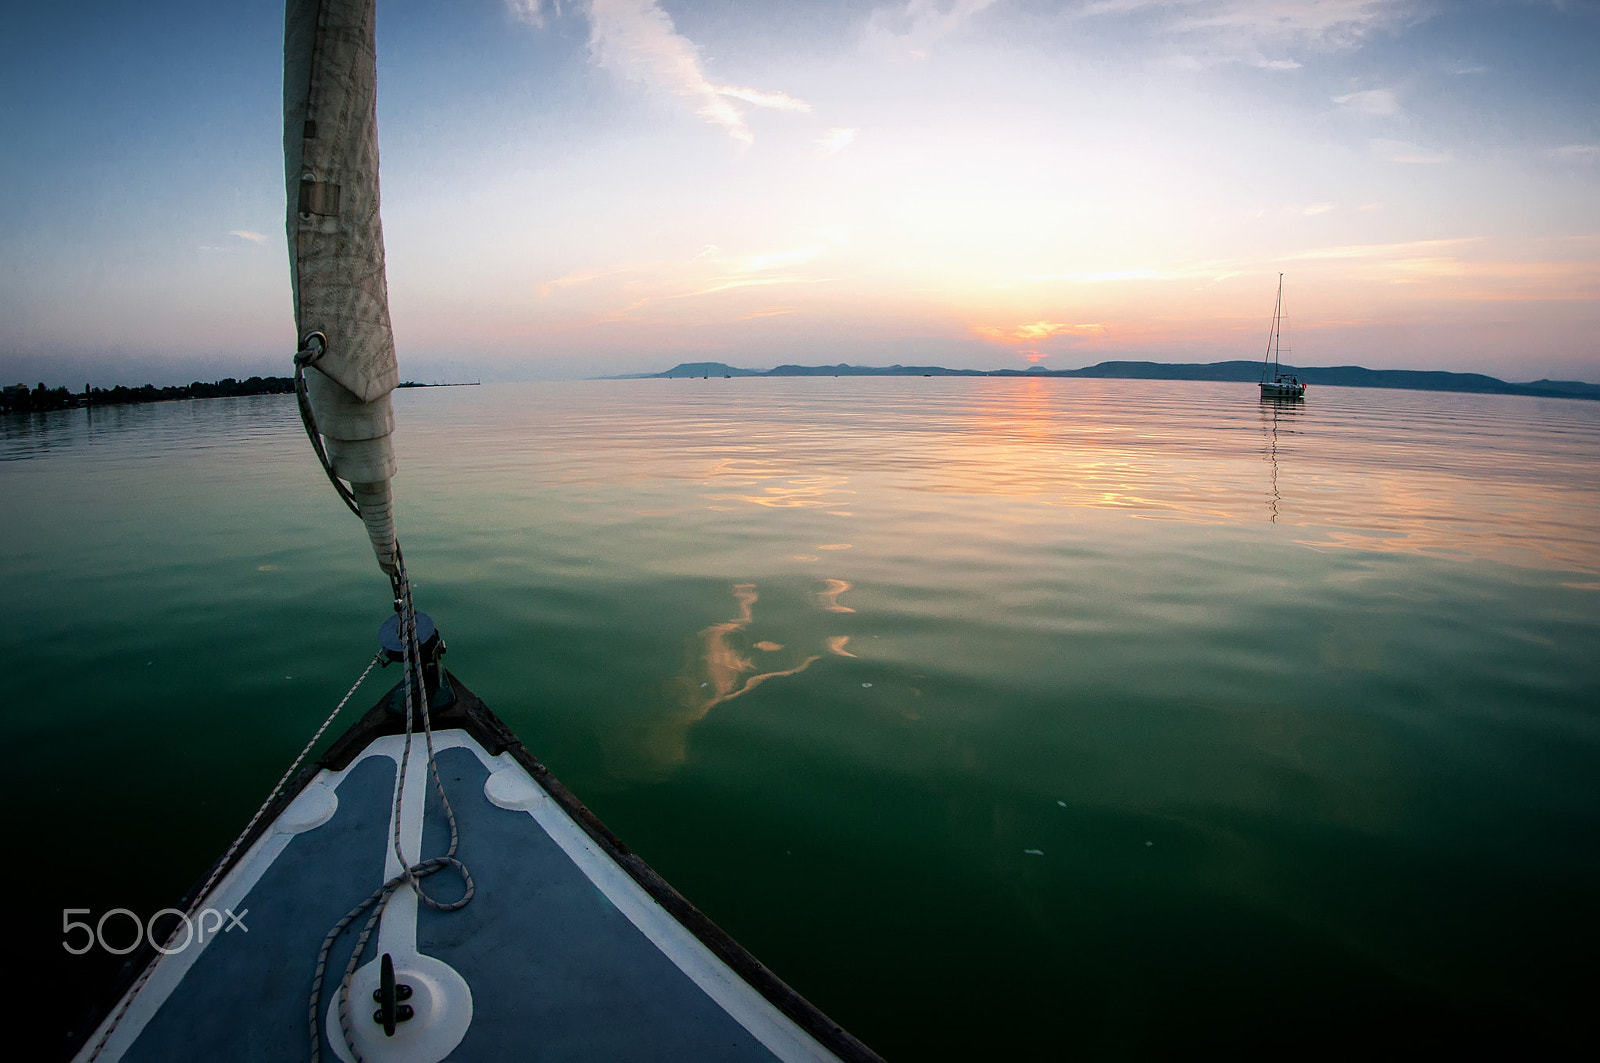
[{"x1": 8, "y1": 378, "x2": 1599, "y2": 1058}]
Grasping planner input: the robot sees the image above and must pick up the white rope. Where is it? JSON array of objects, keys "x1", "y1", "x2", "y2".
[
  {"x1": 313, "y1": 546, "x2": 473, "y2": 1063},
  {"x1": 85, "y1": 650, "x2": 386, "y2": 1062}
]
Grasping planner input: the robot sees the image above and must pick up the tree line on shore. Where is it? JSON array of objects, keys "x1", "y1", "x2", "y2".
[{"x1": 1, "y1": 376, "x2": 295, "y2": 414}]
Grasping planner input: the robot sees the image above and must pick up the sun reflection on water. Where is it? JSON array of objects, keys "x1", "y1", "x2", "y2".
[{"x1": 648, "y1": 378, "x2": 1600, "y2": 575}]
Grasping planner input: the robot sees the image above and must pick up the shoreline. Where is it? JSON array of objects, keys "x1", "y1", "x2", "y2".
[
  {"x1": 1, "y1": 377, "x2": 477, "y2": 415},
  {"x1": 622, "y1": 360, "x2": 1600, "y2": 402}
]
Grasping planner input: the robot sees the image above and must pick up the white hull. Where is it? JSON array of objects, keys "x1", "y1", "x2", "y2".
[
  {"x1": 1257, "y1": 275, "x2": 1305, "y2": 400},
  {"x1": 1260, "y1": 379, "x2": 1305, "y2": 399}
]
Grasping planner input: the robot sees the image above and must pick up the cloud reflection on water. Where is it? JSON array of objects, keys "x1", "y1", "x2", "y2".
[
  {"x1": 626, "y1": 581, "x2": 841, "y2": 775},
  {"x1": 697, "y1": 583, "x2": 822, "y2": 712}
]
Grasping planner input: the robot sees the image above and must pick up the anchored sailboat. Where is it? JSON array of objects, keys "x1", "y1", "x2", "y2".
[
  {"x1": 1259, "y1": 273, "x2": 1305, "y2": 400},
  {"x1": 69, "y1": 3, "x2": 880, "y2": 1061}
]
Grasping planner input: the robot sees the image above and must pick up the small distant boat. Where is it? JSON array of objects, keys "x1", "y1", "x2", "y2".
[{"x1": 1259, "y1": 273, "x2": 1305, "y2": 400}]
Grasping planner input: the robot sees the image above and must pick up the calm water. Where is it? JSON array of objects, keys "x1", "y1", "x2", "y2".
[{"x1": 8, "y1": 378, "x2": 1600, "y2": 1058}]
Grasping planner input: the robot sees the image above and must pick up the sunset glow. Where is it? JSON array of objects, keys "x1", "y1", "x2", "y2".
[{"x1": 2, "y1": 1, "x2": 1596, "y2": 384}]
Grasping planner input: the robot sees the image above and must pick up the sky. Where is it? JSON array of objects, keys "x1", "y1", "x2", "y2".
[{"x1": 1, "y1": 0, "x2": 1597, "y2": 385}]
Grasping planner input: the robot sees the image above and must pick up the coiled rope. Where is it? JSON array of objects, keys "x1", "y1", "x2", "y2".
[
  {"x1": 308, "y1": 545, "x2": 474, "y2": 1063},
  {"x1": 85, "y1": 651, "x2": 386, "y2": 1061},
  {"x1": 93, "y1": 336, "x2": 473, "y2": 1063},
  {"x1": 289, "y1": 348, "x2": 474, "y2": 1060}
]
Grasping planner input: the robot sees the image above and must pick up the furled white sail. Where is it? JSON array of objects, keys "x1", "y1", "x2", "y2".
[{"x1": 284, "y1": 0, "x2": 399, "y2": 574}]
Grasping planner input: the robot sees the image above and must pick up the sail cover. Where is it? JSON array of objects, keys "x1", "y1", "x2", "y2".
[{"x1": 284, "y1": 0, "x2": 400, "y2": 574}]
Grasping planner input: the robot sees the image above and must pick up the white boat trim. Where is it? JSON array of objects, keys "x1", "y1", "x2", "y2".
[{"x1": 75, "y1": 727, "x2": 841, "y2": 1063}]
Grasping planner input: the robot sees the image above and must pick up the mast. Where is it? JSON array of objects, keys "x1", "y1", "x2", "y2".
[
  {"x1": 1276, "y1": 273, "x2": 1285, "y2": 376},
  {"x1": 284, "y1": 0, "x2": 401, "y2": 578},
  {"x1": 1262, "y1": 272, "x2": 1284, "y2": 382}
]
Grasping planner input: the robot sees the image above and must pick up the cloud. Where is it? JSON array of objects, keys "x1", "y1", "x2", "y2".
[
  {"x1": 506, "y1": 0, "x2": 558, "y2": 28},
  {"x1": 1283, "y1": 236, "x2": 1483, "y2": 284},
  {"x1": 1333, "y1": 88, "x2": 1400, "y2": 116},
  {"x1": 1369, "y1": 137, "x2": 1451, "y2": 164},
  {"x1": 975, "y1": 320, "x2": 1109, "y2": 342},
  {"x1": 1286, "y1": 237, "x2": 1480, "y2": 261},
  {"x1": 1550, "y1": 143, "x2": 1600, "y2": 164},
  {"x1": 1091, "y1": 0, "x2": 1406, "y2": 42},
  {"x1": 1075, "y1": 0, "x2": 1417, "y2": 66},
  {"x1": 1029, "y1": 268, "x2": 1162, "y2": 282},
  {"x1": 199, "y1": 230, "x2": 269, "y2": 252},
  {"x1": 817, "y1": 127, "x2": 858, "y2": 154},
  {"x1": 537, "y1": 266, "x2": 631, "y2": 299},
  {"x1": 739, "y1": 248, "x2": 820, "y2": 273},
  {"x1": 512, "y1": 0, "x2": 810, "y2": 144},
  {"x1": 685, "y1": 276, "x2": 822, "y2": 298},
  {"x1": 1282, "y1": 235, "x2": 1600, "y2": 297},
  {"x1": 864, "y1": 0, "x2": 1004, "y2": 60},
  {"x1": 584, "y1": 0, "x2": 752, "y2": 142},
  {"x1": 717, "y1": 86, "x2": 812, "y2": 113},
  {"x1": 535, "y1": 237, "x2": 844, "y2": 326}
]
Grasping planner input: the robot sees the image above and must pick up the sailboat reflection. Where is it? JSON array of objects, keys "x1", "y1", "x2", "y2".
[{"x1": 1259, "y1": 395, "x2": 1302, "y2": 522}]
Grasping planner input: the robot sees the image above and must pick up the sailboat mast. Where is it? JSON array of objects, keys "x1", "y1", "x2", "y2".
[
  {"x1": 1261, "y1": 272, "x2": 1283, "y2": 381},
  {"x1": 1273, "y1": 273, "x2": 1286, "y2": 373},
  {"x1": 1272, "y1": 273, "x2": 1283, "y2": 373}
]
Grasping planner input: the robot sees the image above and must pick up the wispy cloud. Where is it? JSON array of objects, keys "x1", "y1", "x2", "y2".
[
  {"x1": 685, "y1": 276, "x2": 823, "y2": 298},
  {"x1": 535, "y1": 238, "x2": 842, "y2": 329},
  {"x1": 538, "y1": 265, "x2": 636, "y2": 299},
  {"x1": 1286, "y1": 237, "x2": 1480, "y2": 261},
  {"x1": 506, "y1": 0, "x2": 559, "y2": 29},
  {"x1": 817, "y1": 127, "x2": 858, "y2": 154},
  {"x1": 1283, "y1": 235, "x2": 1600, "y2": 298},
  {"x1": 1333, "y1": 88, "x2": 1400, "y2": 116},
  {"x1": 975, "y1": 320, "x2": 1108, "y2": 343},
  {"x1": 739, "y1": 248, "x2": 821, "y2": 273},
  {"x1": 511, "y1": 0, "x2": 809, "y2": 144},
  {"x1": 1284, "y1": 236, "x2": 1485, "y2": 286},
  {"x1": 717, "y1": 86, "x2": 812, "y2": 113},
  {"x1": 584, "y1": 0, "x2": 752, "y2": 142},
  {"x1": 1029, "y1": 268, "x2": 1162, "y2": 282},
  {"x1": 1550, "y1": 143, "x2": 1600, "y2": 164},
  {"x1": 199, "y1": 230, "x2": 269, "y2": 253},
  {"x1": 1082, "y1": 0, "x2": 1408, "y2": 42},
  {"x1": 864, "y1": 0, "x2": 1003, "y2": 60},
  {"x1": 1075, "y1": 0, "x2": 1417, "y2": 66},
  {"x1": 1370, "y1": 137, "x2": 1451, "y2": 164}
]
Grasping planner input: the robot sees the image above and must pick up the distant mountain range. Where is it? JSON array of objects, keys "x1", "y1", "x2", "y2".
[{"x1": 616, "y1": 360, "x2": 1600, "y2": 401}]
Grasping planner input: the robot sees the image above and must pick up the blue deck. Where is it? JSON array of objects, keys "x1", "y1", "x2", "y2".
[{"x1": 81, "y1": 721, "x2": 854, "y2": 1063}]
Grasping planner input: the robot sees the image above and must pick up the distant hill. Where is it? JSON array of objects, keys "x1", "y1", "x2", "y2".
[
  {"x1": 642, "y1": 362, "x2": 766, "y2": 378},
  {"x1": 628, "y1": 361, "x2": 1600, "y2": 400}
]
